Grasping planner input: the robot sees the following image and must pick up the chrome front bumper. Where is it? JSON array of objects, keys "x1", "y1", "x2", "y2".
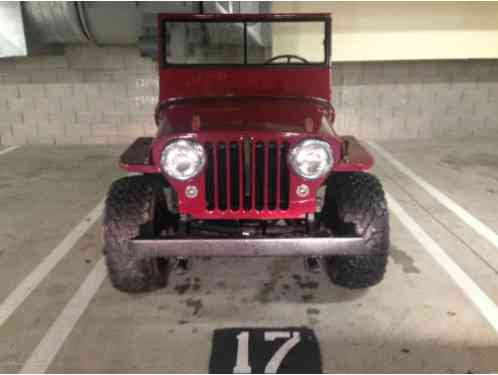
[{"x1": 130, "y1": 237, "x2": 366, "y2": 258}]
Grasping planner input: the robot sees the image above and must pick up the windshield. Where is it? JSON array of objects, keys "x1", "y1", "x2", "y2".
[{"x1": 163, "y1": 19, "x2": 328, "y2": 65}]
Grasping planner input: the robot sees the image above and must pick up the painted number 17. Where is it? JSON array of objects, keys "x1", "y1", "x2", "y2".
[{"x1": 233, "y1": 331, "x2": 301, "y2": 374}]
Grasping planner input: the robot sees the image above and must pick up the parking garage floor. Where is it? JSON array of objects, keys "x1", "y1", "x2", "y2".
[{"x1": 0, "y1": 137, "x2": 497, "y2": 372}]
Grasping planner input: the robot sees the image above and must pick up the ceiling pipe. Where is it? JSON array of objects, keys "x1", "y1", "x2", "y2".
[{"x1": 1, "y1": 1, "x2": 268, "y2": 58}]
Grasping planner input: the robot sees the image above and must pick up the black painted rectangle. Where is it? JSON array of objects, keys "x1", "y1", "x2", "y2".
[{"x1": 209, "y1": 327, "x2": 322, "y2": 374}]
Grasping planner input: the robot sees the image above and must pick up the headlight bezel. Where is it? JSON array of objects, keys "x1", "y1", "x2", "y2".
[
  {"x1": 160, "y1": 139, "x2": 206, "y2": 181},
  {"x1": 288, "y1": 138, "x2": 334, "y2": 180}
]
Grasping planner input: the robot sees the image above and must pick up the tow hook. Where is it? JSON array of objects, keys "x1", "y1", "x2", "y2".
[
  {"x1": 304, "y1": 256, "x2": 322, "y2": 274},
  {"x1": 173, "y1": 257, "x2": 192, "y2": 274}
]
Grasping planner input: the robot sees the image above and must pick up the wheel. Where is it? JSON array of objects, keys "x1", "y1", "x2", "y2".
[
  {"x1": 320, "y1": 172, "x2": 390, "y2": 289},
  {"x1": 103, "y1": 175, "x2": 173, "y2": 293}
]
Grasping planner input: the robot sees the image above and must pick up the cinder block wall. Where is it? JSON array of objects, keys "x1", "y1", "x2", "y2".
[
  {"x1": 0, "y1": 45, "x2": 497, "y2": 145},
  {"x1": 332, "y1": 61, "x2": 498, "y2": 140},
  {"x1": 0, "y1": 46, "x2": 158, "y2": 145}
]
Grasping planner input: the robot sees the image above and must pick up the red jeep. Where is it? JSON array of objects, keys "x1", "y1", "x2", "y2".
[{"x1": 104, "y1": 13, "x2": 389, "y2": 293}]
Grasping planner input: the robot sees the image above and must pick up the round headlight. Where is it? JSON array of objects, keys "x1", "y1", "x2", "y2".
[
  {"x1": 160, "y1": 140, "x2": 205, "y2": 181},
  {"x1": 288, "y1": 139, "x2": 333, "y2": 179}
]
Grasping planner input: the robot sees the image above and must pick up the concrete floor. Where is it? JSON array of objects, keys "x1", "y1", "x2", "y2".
[{"x1": 0, "y1": 138, "x2": 497, "y2": 372}]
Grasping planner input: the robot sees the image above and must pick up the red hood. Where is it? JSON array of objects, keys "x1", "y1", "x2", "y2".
[{"x1": 155, "y1": 96, "x2": 335, "y2": 136}]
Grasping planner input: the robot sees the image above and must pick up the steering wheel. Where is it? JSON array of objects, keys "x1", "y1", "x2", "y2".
[{"x1": 264, "y1": 54, "x2": 309, "y2": 64}]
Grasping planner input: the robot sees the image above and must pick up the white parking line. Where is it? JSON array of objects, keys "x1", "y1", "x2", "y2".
[
  {"x1": 368, "y1": 141, "x2": 498, "y2": 251},
  {"x1": 0, "y1": 145, "x2": 20, "y2": 157},
  {"x1": 387, "y1": 192, "x2": 498, "y2": 333},
  {"x1": 20, "y1": 257, "x2": 107, "y2": 373},
  {"x1": 0, "y1": 199, "x2": 104, "y2": 328}
]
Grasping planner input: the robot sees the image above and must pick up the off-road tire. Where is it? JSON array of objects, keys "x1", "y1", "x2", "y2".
[
  {"x1": 320, "y1": 172, "x2": 389, "y2": 289},
  {"x1": 103, "y1": 175, "x2": 171, "y2": 293}
]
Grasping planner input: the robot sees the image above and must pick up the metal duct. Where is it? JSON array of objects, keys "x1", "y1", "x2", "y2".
[
  {"x1": 22, "y1": 1, "x2": 89, "y2": 44},
  {"x1": 0, "y1": 1, "x2": 268, "y2": 58},
  {"x1": 79, "y1": 2, "x2": 141, "y2": 45},
  {"x1": 0, "y1": 2, "x2": 27, "y2": 57}
]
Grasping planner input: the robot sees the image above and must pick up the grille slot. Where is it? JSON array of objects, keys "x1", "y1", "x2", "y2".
[
  {"x1": 217, "y1": 143, "x2": 227, "y2": 211},
  {"x1": 229, "y1": 142, "x2": 240, "y2": 210},
  {"x1": 204, "y1": 139, "x2": 290, "y2": 212},
  {"x1": 243, "y1": 138, "x2": 252, "y2": 211},
  {"x1": 204, "y1": 143, "x2": 215, "y2": 211}
]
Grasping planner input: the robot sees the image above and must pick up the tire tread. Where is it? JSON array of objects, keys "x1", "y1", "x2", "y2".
[
  {"x1": 103, "y1": 175, "x2": 169, "y2": 293},
  {"x1": 321, "y1": 172, "x2": 390, "y2": 289}
]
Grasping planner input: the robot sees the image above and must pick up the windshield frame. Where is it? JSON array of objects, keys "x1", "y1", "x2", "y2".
[{"x1": 159, "y1": 13, "x2": 331, "y2": 68}]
